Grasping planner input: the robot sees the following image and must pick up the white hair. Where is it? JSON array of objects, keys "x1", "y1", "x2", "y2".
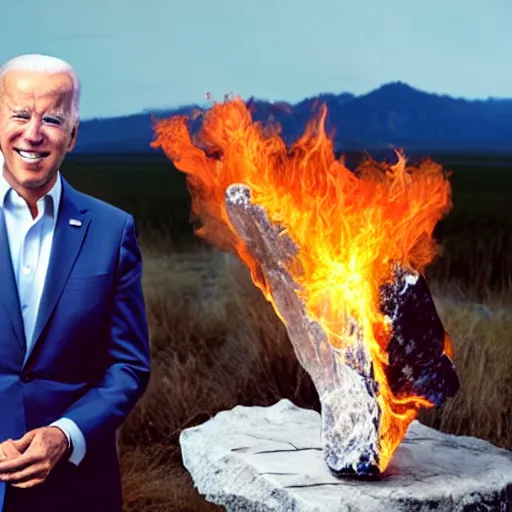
[{"x1": 0, "y1": 54, "x2": 81, "y2": 124}]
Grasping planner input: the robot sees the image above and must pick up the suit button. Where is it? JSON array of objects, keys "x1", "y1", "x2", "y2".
[{"x1": 20, "y1": 373, "x2": 33, "y2": 383}]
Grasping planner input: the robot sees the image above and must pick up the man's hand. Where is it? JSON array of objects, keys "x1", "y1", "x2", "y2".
[
  {"x1": 0, "y1": 439, "x2": 22, "y2": 461},
  {"x1": 0, "y1": 427, "x2": 69, "y2": 488}
]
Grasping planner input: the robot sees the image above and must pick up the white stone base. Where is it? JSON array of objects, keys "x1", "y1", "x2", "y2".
[{"x1": 180, "y1": 399, "x2": 512, "y2": 511}]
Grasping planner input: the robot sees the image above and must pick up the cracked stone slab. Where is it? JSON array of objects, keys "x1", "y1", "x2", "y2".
[{"x1": 180, "y1": 399, "x2": 512, "y2": 511}]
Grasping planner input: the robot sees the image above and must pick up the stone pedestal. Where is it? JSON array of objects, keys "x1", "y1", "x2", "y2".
[{"x1": 179, "y1": 399, "x2": 512, "y2": 511}]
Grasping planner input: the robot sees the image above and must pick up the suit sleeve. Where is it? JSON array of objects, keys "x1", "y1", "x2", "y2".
[{"x1": 60, "y1": 215, "x2": 151, "y2": 448}]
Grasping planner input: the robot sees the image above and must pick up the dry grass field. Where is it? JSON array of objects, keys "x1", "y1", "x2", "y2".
[{"x1": 117, "y1": 230, "x2": 512, "y2": 512}]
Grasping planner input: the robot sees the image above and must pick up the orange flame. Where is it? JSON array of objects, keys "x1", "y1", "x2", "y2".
[{"x1": 152, "y1": 97, "x2": 453, "y2": 470}]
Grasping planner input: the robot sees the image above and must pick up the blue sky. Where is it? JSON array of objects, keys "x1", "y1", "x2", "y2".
[{"x1": 2, "y1": 0, "x2": 511, "y2": 119}]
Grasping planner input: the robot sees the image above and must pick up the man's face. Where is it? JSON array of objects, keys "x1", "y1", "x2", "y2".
[{"x1": 0, "y1": 70, "x2": 78, "y2": 197}]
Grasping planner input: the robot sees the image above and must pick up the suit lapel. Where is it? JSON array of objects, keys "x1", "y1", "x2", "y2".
[
  {"x1": 0, "y1": 208, "x2": 26, "y2": 351},
  {"x1": 26, "y1": 180, "x2": 91, "y2": 364}
]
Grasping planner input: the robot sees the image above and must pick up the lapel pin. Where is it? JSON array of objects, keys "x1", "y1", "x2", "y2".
[{"x1": 69, "y1": 218, "x2": 82, "y2": 227}]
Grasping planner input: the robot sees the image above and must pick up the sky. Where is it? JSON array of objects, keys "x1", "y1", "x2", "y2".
[{"x1": 2, "y1": 0, "x2": 512, "y2": 120}]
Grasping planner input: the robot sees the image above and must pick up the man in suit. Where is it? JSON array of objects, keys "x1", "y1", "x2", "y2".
[{"x1": 0, "y1": 54, "x2": 151, "y2": 511}]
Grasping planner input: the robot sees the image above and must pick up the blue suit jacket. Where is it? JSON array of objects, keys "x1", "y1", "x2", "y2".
[{"x1": 0, "y1": 178, "x2": 150, "y2": 511}]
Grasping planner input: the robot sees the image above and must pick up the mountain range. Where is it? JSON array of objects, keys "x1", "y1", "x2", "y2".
[{"x1": 73, "y1": 82, "x2": 512, "y2": 155}]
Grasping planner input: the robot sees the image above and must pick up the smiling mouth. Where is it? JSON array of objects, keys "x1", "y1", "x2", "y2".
[{"x1": 14, "y1": 149, "x2": 50, "y2": 162}]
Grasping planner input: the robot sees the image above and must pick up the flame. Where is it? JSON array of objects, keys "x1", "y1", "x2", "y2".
[{"x1": 152, "y1": 97, "x2": 453, "y2": 471}]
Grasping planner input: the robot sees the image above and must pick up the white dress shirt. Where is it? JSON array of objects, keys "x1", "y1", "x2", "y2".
[{"x1": 0, "y1": 170, "x2": 86, "y2": 466}]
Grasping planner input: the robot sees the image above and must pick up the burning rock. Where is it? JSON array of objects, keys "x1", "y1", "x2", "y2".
[
  {"x1": 151, "y1": 96, "x2": 459, "y2": 476},
  {"x1": 382, "y1": 268, "x2": 459, "y2": 405},
  {"x1": 224, "y1": 184, "x2": 458, "y2": 476}
]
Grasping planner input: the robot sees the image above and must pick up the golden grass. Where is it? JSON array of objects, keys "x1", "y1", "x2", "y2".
[
  {"x1": 419, "y1": 282, "x2": 512, "y2": 448},
  {"x1": 118, "y1": 231, "x2": 512, "y2": 511}
]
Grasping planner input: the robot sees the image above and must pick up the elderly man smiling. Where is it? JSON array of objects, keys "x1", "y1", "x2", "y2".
[{"x1": 0, "y1": 55, "x2": 150, "y2": 511}]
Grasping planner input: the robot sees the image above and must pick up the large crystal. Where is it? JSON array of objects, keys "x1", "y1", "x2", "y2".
[{"x1": 224, "y1": 184, "x2": 459, "y2": 477}]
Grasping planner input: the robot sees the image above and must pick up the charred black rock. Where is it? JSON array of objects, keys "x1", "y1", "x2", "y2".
[{"x1": 381, "y1": 268, "x2": 459, "y2": 406}]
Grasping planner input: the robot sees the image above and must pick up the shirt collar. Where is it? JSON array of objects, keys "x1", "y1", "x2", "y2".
[{"x1": 0, "y1": 164, "x2": 62, "y2": 227}]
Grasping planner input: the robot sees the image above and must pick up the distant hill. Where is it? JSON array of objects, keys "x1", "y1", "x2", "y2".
[{"x1": 73, "y1": 82, "x2": 512, "y2": 155}]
